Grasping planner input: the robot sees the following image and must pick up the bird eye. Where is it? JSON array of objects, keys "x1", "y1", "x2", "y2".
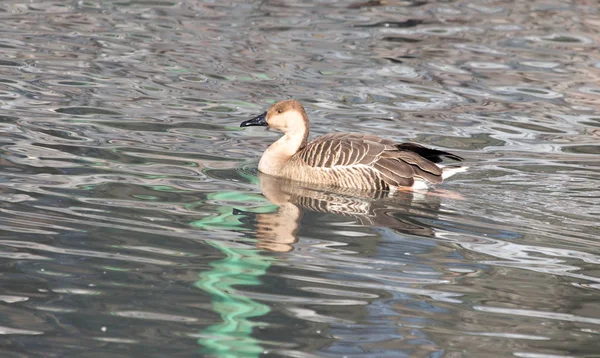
[{"x1": 276, "y1": 109, "x2": 282, "y2": 114}]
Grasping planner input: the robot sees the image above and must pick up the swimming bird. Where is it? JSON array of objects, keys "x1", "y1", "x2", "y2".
[{"x1": 240, "y1": 100, "x2": 466, "y2": 191}]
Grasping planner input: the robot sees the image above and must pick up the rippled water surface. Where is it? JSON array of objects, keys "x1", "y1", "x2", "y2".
[{"x1": 1, "y1": 0, "x2": 599, "y2": 356}]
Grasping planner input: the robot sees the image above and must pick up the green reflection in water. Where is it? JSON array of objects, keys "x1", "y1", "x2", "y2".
[
  {"x1": 190, "y1": 205, "x2": 248, "y2": 231},
  {"x1": 189, "y1": 192, "x2": 277, "y2": 231},
  {"x1": 132, "y1": 194, "x2": 158, "y2": 200},
  {"x1": 193, "y1": 191, "x2": 278, "y2": 357},
  {"x1": 195, "y1": 241, "x2": 272, "y2": 357}
]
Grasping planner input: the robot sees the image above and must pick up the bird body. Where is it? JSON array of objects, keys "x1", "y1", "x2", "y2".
[{"x1": 241, "y1": 100, "x2": 466, "y2": 191}]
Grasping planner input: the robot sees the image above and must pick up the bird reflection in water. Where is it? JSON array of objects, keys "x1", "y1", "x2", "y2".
[{"x1": 251, "y1": 172, "x2": 453, "y2": 252}]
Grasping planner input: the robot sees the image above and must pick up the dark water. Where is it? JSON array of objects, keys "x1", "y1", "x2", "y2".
[{"x1": 1, "y1": 0, "x2": 599, "y2": 357}]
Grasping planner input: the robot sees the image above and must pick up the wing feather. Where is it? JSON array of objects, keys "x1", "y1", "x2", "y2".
[
  {"x1": 373, "y1": 159, "x2": 415, "y2": 187},
  {"x1": 397, "y1": 142, "x2": 463, "y2": 163},
  {"x1": 292, "y1": 132, "x2": 459, "y2": 188}
]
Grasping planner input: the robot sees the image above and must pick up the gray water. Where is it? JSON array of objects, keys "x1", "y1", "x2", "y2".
[{"x1": 1, "y1": 0, "x2": 599, "y2": 357}]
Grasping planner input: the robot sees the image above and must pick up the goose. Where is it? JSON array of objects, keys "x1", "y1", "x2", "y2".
[{"x1": 240, "y1": 100, "x2": 466, "y2": 191}]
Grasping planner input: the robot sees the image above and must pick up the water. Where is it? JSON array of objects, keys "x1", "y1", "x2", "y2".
[{"x1": 0, "y1": 0, "x2": 599, "y2": 356}]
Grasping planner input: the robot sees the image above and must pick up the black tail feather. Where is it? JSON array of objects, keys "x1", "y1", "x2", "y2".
[{"x1": 396, "y1": 143, "x2": 463, "y2": 163}]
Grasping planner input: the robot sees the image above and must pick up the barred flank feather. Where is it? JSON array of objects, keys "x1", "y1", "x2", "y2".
[{"x1": 288, "y1": 132, "x2": 456, "y2": 189}]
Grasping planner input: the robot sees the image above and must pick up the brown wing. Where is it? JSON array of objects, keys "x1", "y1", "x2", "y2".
[
  {"x1": 295, "y1": 132, "x2": 447, "y2": 187},
  {"x1": 376, "y1": 150, "x2": 443, "y2": 185},
  {"x1": 296, "y1": 133, "x2": 385, "y2": 168}
]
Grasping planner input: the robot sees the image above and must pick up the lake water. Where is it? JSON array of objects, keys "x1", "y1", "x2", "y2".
[{"x1": 1, "y1": 0, "x2": 599, "y2": 357}]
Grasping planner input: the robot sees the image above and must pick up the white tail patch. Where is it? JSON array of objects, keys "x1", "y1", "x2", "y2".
[
  {"x1": 411, "y1": 165, "x2": 468, "y2": 190},
  {"x1": 412, "y1": 179, "x2": 430, "y2": 190},
  {"x1": 389, "y1": 165, "x2": 469, "y2": 194},
  {"x1": 441, "y1": 165, "x2": 469, "y2": 180}
]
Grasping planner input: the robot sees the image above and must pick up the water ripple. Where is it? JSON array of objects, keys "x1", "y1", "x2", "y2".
[
  {"x1": 0, "y1": 0, "x2": 598, "y2": 356},
  {"x1": 0, "y1": 240, "x2": 177, "y2": 265}
]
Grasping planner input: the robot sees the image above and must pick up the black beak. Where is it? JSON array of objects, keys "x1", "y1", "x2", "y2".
[{"x1": 240, "y1": 112, "x2": 267, "y2": 127}]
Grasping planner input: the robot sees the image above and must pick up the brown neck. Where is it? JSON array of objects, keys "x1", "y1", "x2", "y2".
[{"x1": 299, "y1": 109, "x2": 309, "y2": 149}]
